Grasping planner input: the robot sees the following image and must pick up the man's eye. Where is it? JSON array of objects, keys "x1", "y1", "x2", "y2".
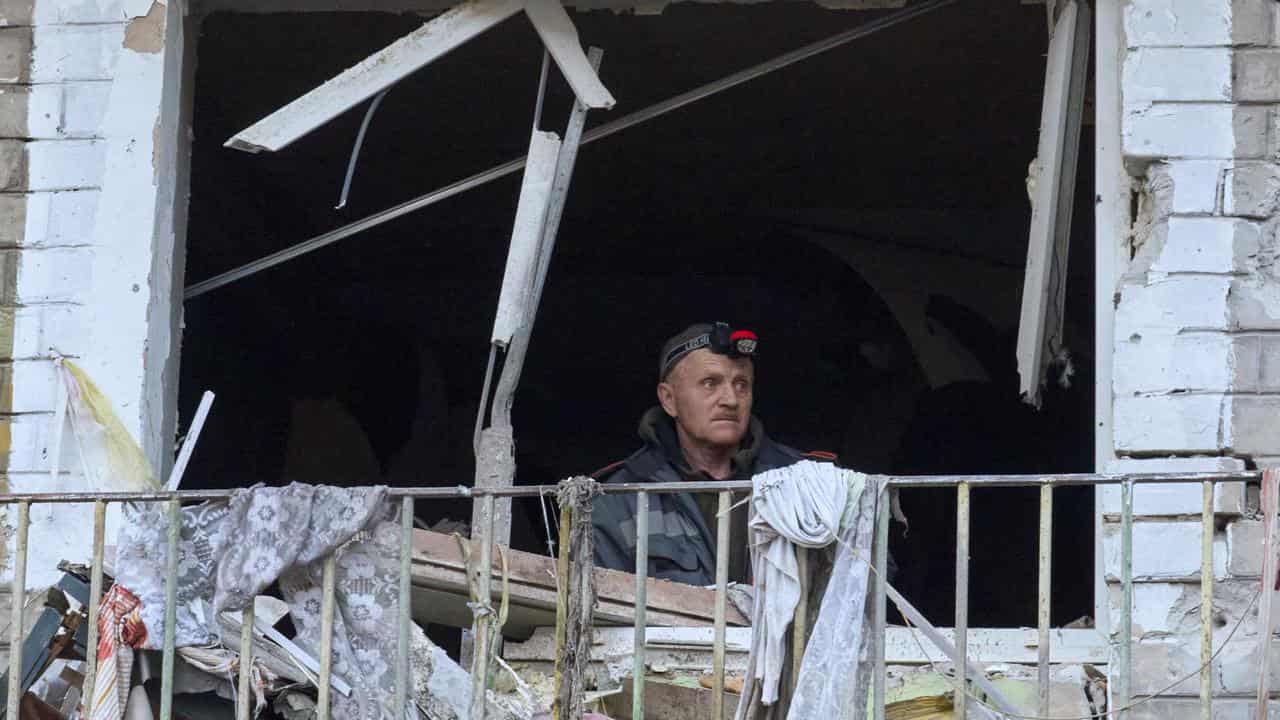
[{"x1": 702, "y1": 379, "x2": 715, "y2": 389}]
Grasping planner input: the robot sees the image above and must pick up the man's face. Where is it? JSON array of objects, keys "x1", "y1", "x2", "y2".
[{"x1": 657, "y1": 349, "x2": 755, "y2": 450}]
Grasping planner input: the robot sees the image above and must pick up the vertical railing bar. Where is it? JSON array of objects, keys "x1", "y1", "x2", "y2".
[
  {"x1": 712, "y1": 491, "x2": 730, "y2": 720},
  {"x1": 236, "y1": 602, "x2": 254, "y2": 720},
  {"x1": 1038, "y1": 482, "x2": 1054, "y2": 718},
  {"x1": 873, "y1": 484, "x2": 889, "y2": 720},
  {"x1": 160, "y1": 498, "x2": 181, "y2": 720},
  {"x1": 83, "y1": 499, "x2": 106, "y2": 714},
  {"x1": 316, "y1": 552, "x2": 338, "y2": 719},
  {"x1": 5, "y1": 501, "x2": 29, "y2": 720},
  {"x1": 1200, "y1": 480, "x2": 1214, "y2": 720},
  {"x1": 396, "y1": 496, "x2": 414, "y2": 719},
  {"x1": 1118, "y1": 479, "x2": 1134, "y2": 720},
  {"x1": 470, "y1": 495, "x2": 495, "y2": 720},
  {"x1": 954, "y1": 482, "x2": 970, "y2": 720},
  {"x1": 551, "y1": 501, "x2": 572, "y2": 719},
  {"x1": 632, "y1": 491, "x2": 649, "y2": 720},
  {"x1": 791, "y1": 547, "x2": 809, "y2": 697}
]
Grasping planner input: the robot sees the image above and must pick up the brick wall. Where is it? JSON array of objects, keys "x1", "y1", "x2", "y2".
[
  {"x1": 0, "y1": 0, "x2": 187, "y2": 589},
  {"x1": 1114, "y1": 0, "x2": 1280, "y2": 714}
]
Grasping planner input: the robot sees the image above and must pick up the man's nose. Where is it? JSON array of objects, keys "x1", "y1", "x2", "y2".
[{"x1": 717, "y1": 386, "x2": 740, "y2": 407}]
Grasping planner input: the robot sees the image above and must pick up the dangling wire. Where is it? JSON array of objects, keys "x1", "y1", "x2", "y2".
[{"x1": 335, "y1": 88, "x2": 391, "y2": 210}]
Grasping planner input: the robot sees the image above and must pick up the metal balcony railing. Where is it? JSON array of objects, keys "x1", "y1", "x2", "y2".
[{"x1": 0, "y1": 469, "x2": 1257, "y2": 720}]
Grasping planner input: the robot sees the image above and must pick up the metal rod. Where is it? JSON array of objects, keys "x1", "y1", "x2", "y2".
[
  {"x1": 1118, "y1": 479, "x2": 1134, "y2": 720},
  {"x1": 1200, "y1": 480, "x2": 1214, "y2": 720},
  {"x1": 791, "y1": 547, "x2": 809, "y2": 696},
  {"x1": 470, "y1": 495, "x2": 495, "y2": 720},
  {"x1": 5, "y1": 502, "x2": 28, "y2": 720},
  {"x1": 160, "y1": 498, "x2": 181, "y2": 720},
  {"x1": 874, "y1": 484, "x2": 889, "y2": 720},
  {"x1": 532, "y1": 50, "x2": 550, "y2": 133},
  {"x1": 1038, "y1": 483, "x2": 1054, "y2": 717},
  {"x1": 182, "y1": 0, "x2": 958, "y2": 300},
  {"x1": 397, "y1": 497, "x2": 414, "y2": 718},
  {"x1": 954, "y1": 483, "x2": 970, "y2": 720},
  {"x1": 335, "y1": 88, "x2": 390, "y2": 210},
  {"x1": 551, "y1": 502, "x2": 572, "y2": 719},
  {"x1": 83, "y1": 500, "x2": 106, "y2": 714},
  {"x1": 712, "y1": 491, "x2": 730, "y2": 720},
  {"x1": 237, "y1": 603, "x2": 255, "y2": 720},
  {"x1": 633, "y1": 491, "x2": 649, "y2": 720},
  {"x1": 0, "y1": 471, "x2": 1259, "y2": 505},
  {"x1": 317, "y1": 552, "x2": 338, "y2": 720}
]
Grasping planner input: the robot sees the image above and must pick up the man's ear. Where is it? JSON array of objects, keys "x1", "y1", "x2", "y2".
[{"x1": 657, "y1": 382, "x2": 678, "y2": 418}]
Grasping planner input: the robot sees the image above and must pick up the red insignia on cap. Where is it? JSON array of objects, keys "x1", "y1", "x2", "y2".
[{"x1": 730, "y1": 330, "x2": 757, "y2": 342}]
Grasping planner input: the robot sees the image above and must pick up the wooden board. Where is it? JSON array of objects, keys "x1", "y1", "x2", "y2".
[{"x1": 410, "y1": 529, "x2": 748, "y2": 639}]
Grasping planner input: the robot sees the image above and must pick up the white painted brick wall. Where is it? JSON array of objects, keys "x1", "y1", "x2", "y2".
[
  {"x1": 1129, "y1": 639, "x2": 1280, "y2": 697},
  {"x1": 1106, "y1": 580, "x2": 1280, "y2": 641},
  {"x1": 1129, "y1": 698, "x2": 1280, "y2": 719},
  {"x1": 1124, "y1": 47, "x2": 1232, "y2": 102},
  {"x1": 14, "y1": 247, "x2": 90, "y2": 304},
  {"x1": 28, "y1": 0, "x2": 175, "y2": 25},
  {"x1": 1099, "y1": 477, "x2": 1247, "y2": 516},
  {"x1": 1115, "y1": 394, "x2": 1228, "y2": 453},
  {"x1": 1102, "y1": 458, "x2": 1248, "y2": 516},
  {"x1": 1125, "y1": 0, "x2": 1232, "y2": 48},
  {"x1": 1226, "y1": 520, "x2": 1262, "y2": 576},
  {"x1": 1124, "y1": 104, "x2": 1238, "y2": 159},
  {"x1": 1114, "y1": 331, "x2": 1233, "y2": 394},
  {"x1": 1160, "y1": 160, "x2": 1228, "y2": 214},
  {"x1": 1149, "y1": 217, "x2": 1259, "y2": 274},
  {"x1": 24, "y1": 140, "x2": 103, "y2": 191},
  {"x1": 1102, "y1": 519, "x2": 1228, "y2": 580},
  {"x1": 29, "y1": 24, "x2": 124, "y2": 83},
  {"x1": 9, "y1": 304, "x2": 82, "y2": 359},
  {"x1": 1116, "y1": 276, "x2": 1231, "y2": 335},
  {"x1": 10, "y1": 357, "x2": 57, "y2": 414},
  {"x1": 24, "y1": 82, "x2": 109, "y2": 140},
  {"x1": 18, "y1": 190, "x2": 98, "y2": 247}
]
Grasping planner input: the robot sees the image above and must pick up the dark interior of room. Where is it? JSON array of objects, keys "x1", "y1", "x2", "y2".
[{"x1": 180, "y1": 0, "x2": 1096, "y2": 630}]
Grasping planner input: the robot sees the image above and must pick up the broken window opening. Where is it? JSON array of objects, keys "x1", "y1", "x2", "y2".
[{"x1": 179, "y1": 0, "x2": 1096, "y2": 646}]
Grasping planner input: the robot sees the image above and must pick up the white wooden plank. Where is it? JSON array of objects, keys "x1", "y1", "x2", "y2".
[
  {"x1": 491, "y1": 130, "x2": 562, "y2": 346},
  {"x1": 524, "y1": 0, "x2": 616, "y2": 110},
  {"x1": 507, "y1": 626, "x2": 1110, "y2": 665},
  {"x1": 1016, "y1": 0, "x2": 1090, "y2": 405},
  {"x1": 225, "y1": 0, "x2": 524, "y2": 153}
]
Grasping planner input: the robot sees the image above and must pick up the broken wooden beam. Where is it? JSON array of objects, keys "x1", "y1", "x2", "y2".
[{"x1": 409, "y1": 529, "x2": 748, "y2": 639}]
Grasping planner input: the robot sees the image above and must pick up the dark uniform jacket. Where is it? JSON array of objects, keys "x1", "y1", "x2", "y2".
[{"x1": 591, "y1": 407, "x2": 806, "y2": 586}]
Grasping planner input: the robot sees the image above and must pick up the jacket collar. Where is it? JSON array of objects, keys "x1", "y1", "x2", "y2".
[{"x1": 635, "y1": 406, "x2": 767, "y2": 481}]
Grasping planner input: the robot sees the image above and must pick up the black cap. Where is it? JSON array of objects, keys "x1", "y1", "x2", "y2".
[{"x1": 658, "y1": 322, "x2": 759, "y2": 380}]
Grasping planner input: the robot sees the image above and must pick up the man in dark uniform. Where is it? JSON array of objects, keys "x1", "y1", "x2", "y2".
[{"x1": 591, "y1": 322, "x2": 809, "y2": 586}]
